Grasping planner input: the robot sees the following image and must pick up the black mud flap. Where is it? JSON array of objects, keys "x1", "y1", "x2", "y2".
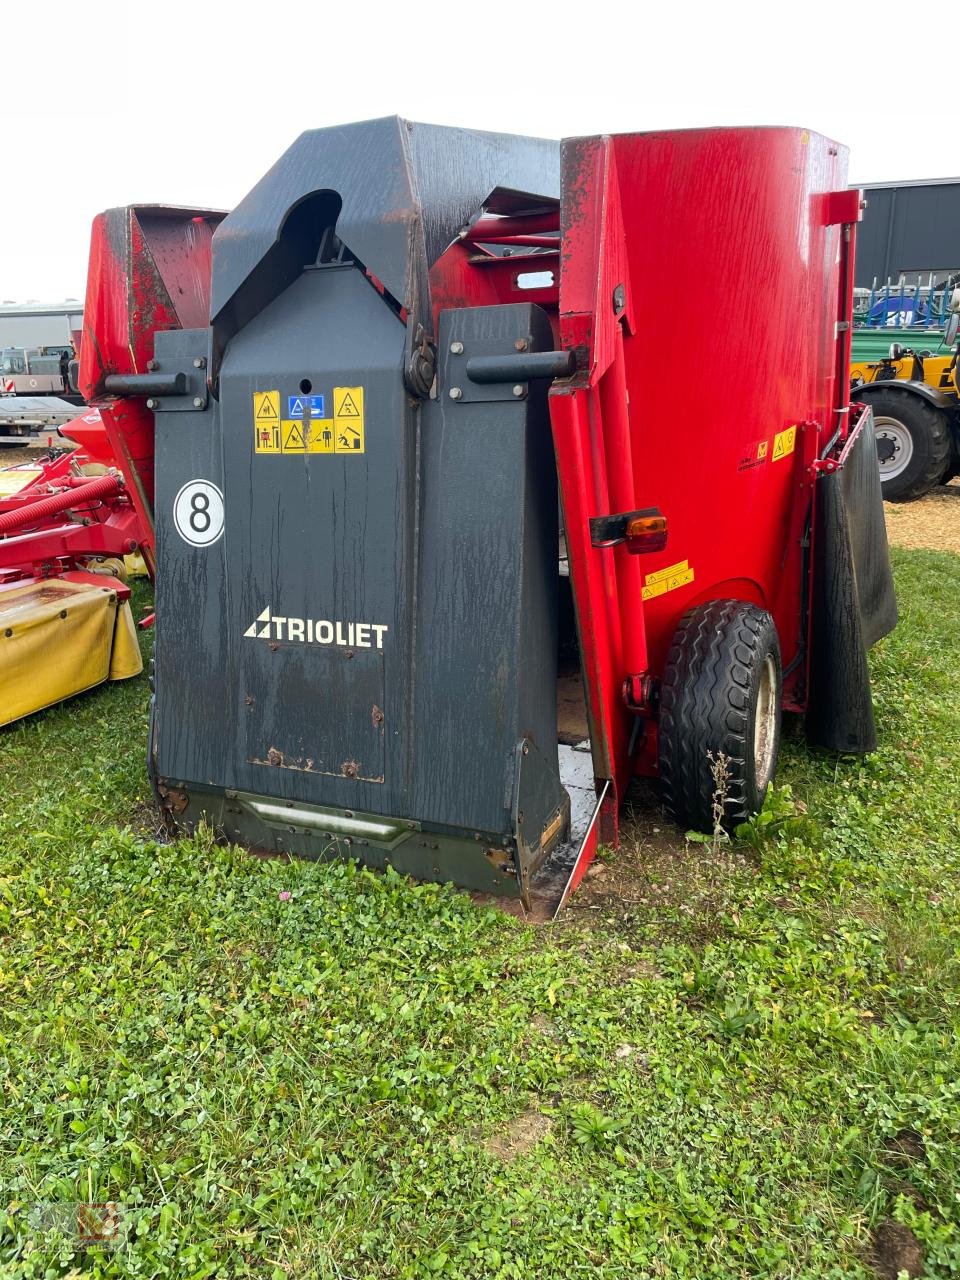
[{"x1": 806, "y1": 410, "x2": 898, "y2": 753}]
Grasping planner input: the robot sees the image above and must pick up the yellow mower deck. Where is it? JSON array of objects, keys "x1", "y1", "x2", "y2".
[{"x1": 0, "y1": 578, "x2": 142, "y2": 727}]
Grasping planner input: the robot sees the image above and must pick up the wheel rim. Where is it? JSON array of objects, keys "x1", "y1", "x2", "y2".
[
  {"x1": 874, "y1": 415, "x2": 914, "y2": 480},
  {"x1": 753, "y1": 655, "x2": 778, "y2": 789}
]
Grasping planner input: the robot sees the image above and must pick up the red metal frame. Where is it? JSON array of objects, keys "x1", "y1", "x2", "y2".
[
  {"x1": 0, "y1": 415, "x2": 143, "y2": 586},
  {"x1": 79, "y1": 205, "x2": 225, "y2": 576}
]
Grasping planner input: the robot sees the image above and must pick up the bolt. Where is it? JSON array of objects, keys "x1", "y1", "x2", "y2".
[
  {"x1": 449, "y1": 341, "x2": 464, "y2": 355},
  {"x1": 193, "y1": 396, "x2": 204, "y2": 408},
  {"x1": 514, "y1": 338, "x2": 528, "y2": 351},
  {"x1": 512, "y1": 385, "x2": 525, "y2": 398},
  {"x1": 3, "y1": 628, "x2": 11, "y2": 638},
  {"x1": 449, "y1": 386, "x2": 463, "y2": 400},
  {"x1": 146, "y1": 359, "x2": 159, "y2": 372},
  {"x1": 146, "y1": 398, "x2": 158, "y2": 410},
  {"x1": 193, "y1": 356, "x2": 207, "y2": 369}
]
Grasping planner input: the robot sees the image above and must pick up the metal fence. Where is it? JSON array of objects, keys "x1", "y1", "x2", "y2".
[{"x1": 854, "y1": 275, "x2": 960, "y2": 329}]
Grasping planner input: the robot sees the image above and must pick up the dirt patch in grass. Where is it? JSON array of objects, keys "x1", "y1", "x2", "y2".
[
  {"x1": 562, "y1": 784, "x2": 753, "y2": 944},
  {"x1": 484, "y1": 1107, "x2": 552, "y2": 1160},
  {"x1": 0, "y1": 445, "x2": 43, "y2": 468},
  {"x1": 885, "y1": 477, "x2": 960, "y2": 554},
  {"x1": 870, "y1": 1220, "x2": 925, "y2": 1279},
  {"x1": 882, "y1": 1129, "x2": 926, "y2": 1169}
]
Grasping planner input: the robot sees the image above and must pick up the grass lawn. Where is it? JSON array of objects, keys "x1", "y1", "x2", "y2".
[{"x1": 1, "y1": 547, "x2": 959, "y2": 1278}]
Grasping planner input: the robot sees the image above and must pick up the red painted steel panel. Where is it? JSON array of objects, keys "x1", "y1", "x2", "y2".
[{"x1": 552, "y1": 126, "x2": 858, "y2": 800}]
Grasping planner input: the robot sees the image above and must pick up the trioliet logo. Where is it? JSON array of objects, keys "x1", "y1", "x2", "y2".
[{"x1": 243, "y1": 607, "x2": 388, "y2": 649}]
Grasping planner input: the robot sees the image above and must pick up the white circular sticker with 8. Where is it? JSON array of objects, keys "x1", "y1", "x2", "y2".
[{"x1": 173, "y1": 480, "x2": 225, "y2": 547}]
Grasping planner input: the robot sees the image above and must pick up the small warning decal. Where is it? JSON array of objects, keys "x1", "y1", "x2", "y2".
[
  {"x1": 281, "y1": 420, "x2": 306, "y2": 453},
  {"x1": 254, "y1": 391, "x2": 281, "y2": 454},
  {"x1": 772, "y1": 426, "x2": 797, "y2": 461},
  {"x1": 306, "y1": 419, "x2": 335, "y2": 454},
  {"x1": 287, "y1": 394, "x2": 325, "y2": 418},
  {"x1": 334, "y1": 386, "x2": 364, "y2": 454},
  {"x1": 641, "y1": 559, "x2": 695, "y2": 601},
  {"x1": 255, "y1": 422, "x2": 281, "y2": 453},
  {"x1": 254, "y1": 390, "x2": 279, "y2": 420},
  {"x1": 737, "y1": 439, "x2": 770, "y2": 473}
]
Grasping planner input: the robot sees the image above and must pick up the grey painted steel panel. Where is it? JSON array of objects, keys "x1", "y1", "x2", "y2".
[
  {"x1": 412, "y1": 304, "x2": 565, "y2": 840},
  {"x1": 210, "y1": 116, "x2": 559, "y2": 326},
  {"x1": 856, "y1": 181, "x2": 960, "y2": 286},
  {"x1": 153, "y1": 265, "x2": 567, "y2": 883}
]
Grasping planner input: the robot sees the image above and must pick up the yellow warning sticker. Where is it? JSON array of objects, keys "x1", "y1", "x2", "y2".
[
  {"x1": 281, "y1": 420, "x2": 306, "y2": 454},
  {"x1": 757, "y1": 440, "x2": 769, "y2": 460},
  {"x1": 306, "y1": 419, "x2": 335, "y2": 454},
  {"x1": 254, "y1": 390, "x2": 280, "y2": 421},
  {"x1": 333, "y1": 386, "x2": 364, "y2": 454},
  {"x1": 254, "y1": 391, "x2": 281, "y2": 453},
  {"x1": 642, "y1": 559, "x2": 695, "y2": 601},
  {"x1": 772, "y1": 426, "x2": 797, "y2": 461},
  {"x1": 255, "y1": 421, "x2": 281, "y2": 453}
]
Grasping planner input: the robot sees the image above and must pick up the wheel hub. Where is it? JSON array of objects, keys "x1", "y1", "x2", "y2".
[{"x1": 873, "y1": 416, "x2": 914, "y2": 480}]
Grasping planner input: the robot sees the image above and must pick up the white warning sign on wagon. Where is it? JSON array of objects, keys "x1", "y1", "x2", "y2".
[{"x1": 333, "y1": 386, "x2": 365, "y2": 454}]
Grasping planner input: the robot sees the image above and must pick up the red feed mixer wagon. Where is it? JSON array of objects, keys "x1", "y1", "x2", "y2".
[{"x1": 30, "y1": 120, "x2": 900, "y2": 913}]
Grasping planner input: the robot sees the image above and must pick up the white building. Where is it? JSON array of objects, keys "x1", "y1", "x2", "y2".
[{"x1": 0, "y1": 301, "x2": 83, "y2": 350}]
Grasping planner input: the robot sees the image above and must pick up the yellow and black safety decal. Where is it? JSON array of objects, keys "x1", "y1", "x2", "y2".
[
  {"x1": 333, "y1": 387, "x2": 364, "y2": 454},
  {"x1": 307, "y1": 420, "x2": 336, "y2": 454},
  {"x1": 641, "y1": 559, "x2": 695, "y2": 601},
  {"x1": 254, "y1": 386, "x2": 365, "y2": 456},
  {"x1": 772, "y1": 426, "x2": 797, "y2": 461},
  {"x1": 280, "y1": 420, "x2": 306, "y2": 454},
  {"x1": 253, "y1": 390, "x2": 281, "y2": 453}
]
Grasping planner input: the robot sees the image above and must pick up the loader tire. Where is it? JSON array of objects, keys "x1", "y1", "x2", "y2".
[
  {"x1": 658, "y1": 599, "x2": 781, "y2": 834},
  {"x1": 858, "y1": 387, "x2": 951, "y2": 501}
]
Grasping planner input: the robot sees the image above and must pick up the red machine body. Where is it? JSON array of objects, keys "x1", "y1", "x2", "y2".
[
  {"x1": 1, "y1": 208, "x2": 223, "y2": 594},
  {"x1": 433, "y1": 127, "x2": 867, "y2": 865},
  {"x1": 79, "y1": 205, "x2": 225, "y2": 579}
]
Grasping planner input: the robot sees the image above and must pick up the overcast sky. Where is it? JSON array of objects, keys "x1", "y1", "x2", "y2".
[{"x1": 1, "y1": 0, "x2": 950, "y2": 301}]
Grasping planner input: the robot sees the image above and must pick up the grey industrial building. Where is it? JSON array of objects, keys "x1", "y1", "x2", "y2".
[
  {"x1": 0, "y1": 301, "x2": 83, "y2": 349},
  {"x1": 855, "y1": 177, "x2": 960, "y2": 288}
]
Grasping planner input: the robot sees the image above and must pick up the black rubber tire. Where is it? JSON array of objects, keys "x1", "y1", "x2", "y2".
[
  {"x1": 658, "y1": 599, "x2": 782, "y2": 833},
  {"x1": 858, "y1": 386, "x2": 951, "y2": 501}
]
